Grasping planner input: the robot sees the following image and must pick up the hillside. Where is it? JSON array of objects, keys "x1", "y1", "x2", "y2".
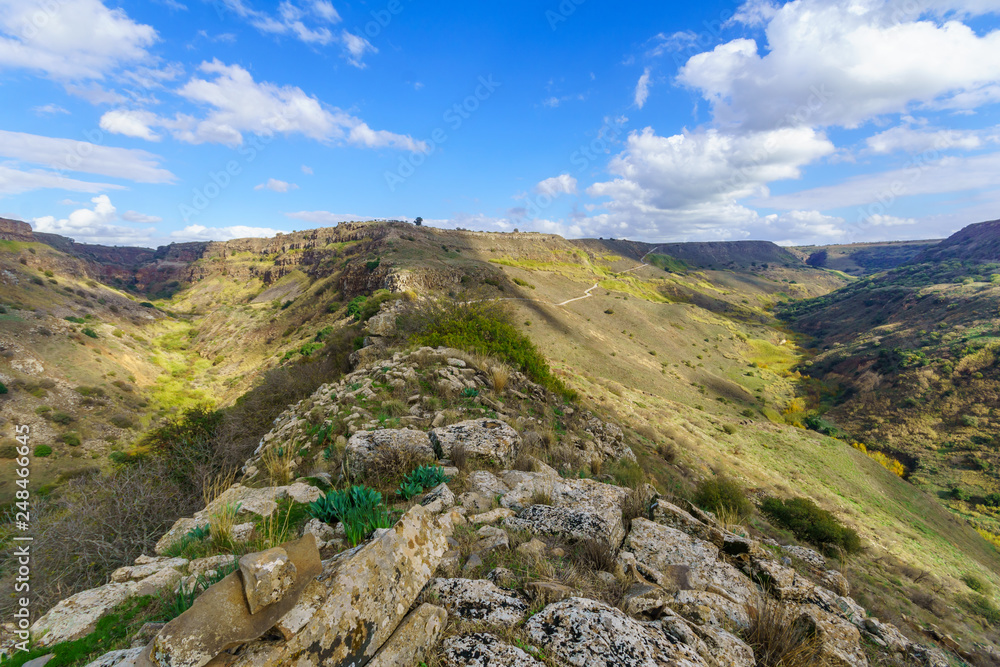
[
  {"x1": 0, "y1": 219, "x2": 999, "y2": 663},
  {"x1": 781, "y1": 221, "x2": 1000, "y2": 564},
  {"x1": 788, "y1": 240, "x2": 942, "y2": 277}
]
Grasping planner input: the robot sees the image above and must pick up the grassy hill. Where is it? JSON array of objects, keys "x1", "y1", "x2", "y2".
[{"x1": 1, "y1": 220, "x2": 999, "y2": 656}]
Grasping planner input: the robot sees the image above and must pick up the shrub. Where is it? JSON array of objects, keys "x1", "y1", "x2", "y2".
[
  {"x1": 34, "y1": 444, "x2": 53, "y2": 457},
  {"x1": 761, "y1": 496, "x2": 862, "y2": 556},
  {"x1": 609, "y1": 458, "x2": 645, "y2": 489},
  {"x1": 162, "y1": 560, "x2": 239, "y2": 620},
  {"x1": 962, "y1": 573, "x2": 989, "y2": 594},
  {"x1": 694, "y1": 476, "x2": 753, "y2": 522},
  {"x1": 0, "y1": 382, "x2": 7, "y2": 395},
  {"x1": 60, "y1": 432, "x2": 82, "y2": 447},
  {"x1": 963, "y1": 593, "x2": 1000, "y2": 624},
  {"x1": 49, "y1": 411, "x2": 74, "y2": 425},
  {"x1": 743, "y1": 597, "x2": 824, "y2": 666},
  {"x1": 82, "y1": 327, "x2": 98, "y2": 338},
  {"x1": 137, "y1": 406, "x2": 225, "y2": 497},
  {"x1": 308, "y1": 485, "x2": 396, "y2": 546},
  {"x1": 400, "y1": 300, "x2": 572, "y2": 397},
  {"x1": 960, "y1": 414, "x2": 979, "y2": 427},
  {"x1": 950, "y1": 486, "x2": 970, "y2": 501},
  {"x1": 569, "y1": 539, "x2": 616, "y2": 573},
  {"x1": 139, "y1": 301, "x2": 155, "y2": 308},
  {"x1": 109, "y1": 415, "x2": 134, "y2": 429}
]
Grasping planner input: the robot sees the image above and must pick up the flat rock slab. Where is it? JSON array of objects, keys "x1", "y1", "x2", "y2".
[
  {"x1": 524, "y1": 597, "x2": 708, "y2": 666},
  {"x1": 442, "y1": 633, "x2": 544, "y2": 667},
  {"x1": 425, "y1": 578, "x2": 528, "y2": 625},
  {"x1": 501, "y1": 476, "x2": 628, "y2": 547},
  {"x1": 367, "y1": 603, "x2": 447, "y2": 667},
  {"x1": 82, "y1": 649, "x2": 145, "y2": 667},
  {"x1": 31, "y1": 582, "x2": 135, "y2": 648},
  {"x1": 430, "y1": 419, "x2": 520, "y2": 467}
]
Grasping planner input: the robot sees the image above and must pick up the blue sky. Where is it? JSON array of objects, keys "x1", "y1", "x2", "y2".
[{"x1": 1, "y1": 0, "x2": 999, "y2": 247}]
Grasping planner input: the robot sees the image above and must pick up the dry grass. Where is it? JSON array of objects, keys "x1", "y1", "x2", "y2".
[
  {"x1": 209, "y1": 500, "x2": 242, "y2": 549},
  {"x1": 513, "y1": 451, "x2": 539, "y2": 472},
  {"x1": 743, "y1": 597, "x2": 829, "y2": 667},
  {"x1": 620, "y1": 488, "x2": 648, "y2": 533},
  {"x1": 450, "y1": 443, "x2": 470, "y2": 471},
  {"x1": 247, "y1": 506, "x2": 295, "y2": 552},
  {"x1": 569, "y1": 539, "x2": 616, "y2": 573},
  {"x1": 657, "y1": 441, "x2": 678, "y2": 463},
  {"x1": 261, "y1": 445, "x2": 296, "y2": 485},
  {"x1": 366, "y1": 445, "x2": 430, "y2": 489},
  {"x1": 487, "y1": 362, "x2": 511, "y2": 393},
  {"x1": 531, "y1": 488, "x2": 553, "y2": 506}
]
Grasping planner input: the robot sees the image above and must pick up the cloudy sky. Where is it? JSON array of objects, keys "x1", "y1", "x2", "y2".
[{"x1": 1, "y1": 0, "x2": 999, "y2": 247}]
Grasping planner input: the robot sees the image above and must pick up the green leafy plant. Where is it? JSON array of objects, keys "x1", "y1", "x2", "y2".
[
  {"x1": 460, "y1": 387, "x2": 479, "y2": 398},
  {"x1": 396, "y1": 464, "x2": 451, "y2": 500},
  {"x1": 161, "y1": 559, "x2": 239, "y2": 620},
  {"x1": 34, "y1": 444, "x2": 53, "y2": 457},
  {"x1": 694, "y1": 476, "x2": 753, "y2": 522},
  {"x1": 82, "y1": 327, "x2": 98, "y2": 339},
  {"x1": 397, "y1": 479, "x2": 424, "y2": 500},
  {"x1": 761, "y1": 496, "x2": 862, "y2": 556},
  {"x1": 309, "y1": 485, "x2": 397, "y2": 546}
]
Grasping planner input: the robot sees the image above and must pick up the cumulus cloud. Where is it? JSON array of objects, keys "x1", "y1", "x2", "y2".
[
  {"x1": 535, "y1": 174, "x2": 578, "y2": 196},
  {"x1": 98, "y1": 61, "x2": 426, "y2": 151},
  {"x1": 0, "y1": 0, "x2": 156, "y2": 80},
  {"x1": 30, "y1": 195, "x2": 154, "y2": 244},
  {"x1": 0, "y1": 130, "x2": 175, "y2": 183},
  {"x1": 340, "y1": 31, "x2": 376, "y2": 68},
  {"x1": 255, "y1": 178, "x2": 298, "y2": 193},
  {"x1": 99, "y1": 109, "x2": 162, "y2": 141},
  {"x1": 170, "y1": 224, "x2": 282, "y2": 241},
  {"x1": 678, "y1": 0, "x2": 1000, "y2": 130},
  {"x1": 634, "y1": 68, "x2": 652, "y2": 108}
]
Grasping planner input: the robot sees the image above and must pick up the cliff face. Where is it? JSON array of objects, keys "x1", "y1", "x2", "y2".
[{"x1": 0, "y1": 218, "x2": 34, "y2": 242}]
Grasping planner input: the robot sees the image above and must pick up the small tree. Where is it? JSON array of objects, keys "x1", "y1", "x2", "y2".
[
  {"x1": 806, "y1": 250, "x2": 828, "y2": 268},
  {"x1": 414, "y1": 216, "x2": 423, "y2": 226}
]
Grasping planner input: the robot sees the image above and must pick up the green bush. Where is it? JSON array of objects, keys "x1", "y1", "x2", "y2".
[
  {"x1": 761, "y1": 496, "x2": 862, "y2": 556},
  {"x1": 82, "y1": 327, "x2": 98, "y2": 339},
  {"x1": 0, "y1": 382, "x2": 7, "y2": 395},
  {"x1": 65, "y1": 316, "x2": 85, "y2": 324},
  {"x1": 694, "y1": 476, "x2": 753, "y2": 521},
  {"x1": 50, "y1": 411, "x2": 74, "y2": 425},
  {"x1": 60, "y1": 432, "x2": 82, "y2": 447},
  {"x1": 161, "y1": 560, "x2": 238, "y2": 620},
  {"x1": 949, "y1": 486, "x2": 970, "y2": 501},
  {"x1": 609, "y1": 459, "x2": 645, "y2": 489},
  {"x1": 402, "y1": 300, "x2": 573, "y2": 398},
  {"x1": 34, "y1": 444, "x2": 53, "y2": 457},
  {"x1": 964, "y1": 593, "x2": 1000, "y2": 624},
  {"x1": 962, "y1": 573, "x2": 989, "y2": 594},
  {"x1": 309, "y1": 485, "x2": 396, "y2": 546}
]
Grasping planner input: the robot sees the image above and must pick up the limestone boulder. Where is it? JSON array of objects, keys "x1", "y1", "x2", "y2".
[
  {"x1": 142, "y1": 534, "x2": 321, "y2": 667},
  {"x1": 468, "y1": 507, "x2": 515, "y2": 525},
  {"x1": 345, "y1": 429, "x2": 436, "y2": 478},
  {"x1": 111, "y1": 558, "x2": 188, "y2": 583},
  {"x1": 692, "y1": 625, "x2": 755, "y2": 667},
  {"x1": 504, "y1": 504, "x2": 617, "y2": 549},
  {"x1": 421, "y1": 483, "x2": 456, "y2": 514},
  {"x1": 82, "y1": 649, "x2": 145, "y2": 667},
  {"x1": 225, "y1": 505, "x2": 456, "y2": 667},
  {"x1": 425, "y1": 578, "x2": 528, "y2": 625},
  {"x1": 187, "y1": 555, "x2": 237, "y2": 578},
  {"x1": 429, "y1": 419, "x2": 520, "y2": 467},
  {"x1": 821, "y1": 570, "x2": 851, "y2": 597},
  {"x1": 672, "y1": 590, "x2": 751, "y2": 631},
  {"x1": 583, "y1": 417, "x2": 636, "y2": 462},
  {"x1": 743, "y1": 557, "x2": 815, "y2": 601},
  {"x1": 793, "y1": 603, "x2": 869, "y2": 667},
  {"x1": 782, "y1": 545, "x2": 826, "y2": 568},
  {"x1": 442, "y1": 633, "x2": 544, "y2": 667},
  {"x1": 238, "y1": 547, "x2": 297, "y2": 615},
  {"x1": 366, "y1": 603, "x2": 447, "y2": 667},
  {"x1": 524, "y1": 597, "x2": 707, "y2": 666},
  {"x1": 31, "y1": 583, "x2": 134, "y2": 648},
  {"x1": 154, "y1": 518, "x2": 207, "y2": 556}
]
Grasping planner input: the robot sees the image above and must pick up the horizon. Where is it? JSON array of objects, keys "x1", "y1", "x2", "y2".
[{"x1": 1, "y1": 1, "x2": 999, "y2": 248}]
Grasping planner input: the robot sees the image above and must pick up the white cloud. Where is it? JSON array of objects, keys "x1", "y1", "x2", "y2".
[
  {"x1": 0, "y1": 165, "x2": 123, "y2": 195},
  {"x1": 121, "y1": 210, "x2": 162, "y2": 223},
  {"x1": 678, "y1": 0, "x2": 1000, "y2": 130},
  {"x1": 865, "y1": 124, "x2": 993, "y2": 154},
  {"x1": 634, "y1": 68, "x2": 652, "y2": 109},
  {"x1": 285, "y1": 211, "x2": 365, "y2": 225},
  {"x1": 170, "y1": 224, "x2": 282, "y2": 241},
  {"x1": 535, "y1": 174, "x2": 578, "y2": 196},
  {"x1": 0, "y1": 130, "x2": 175, "y2": 183},
  {"x1": 99, "y1": 109, "x2": 162, "y2": 141},
  {"x1": 761, "y1": 150, "x2": 1000, "y2": 211},
  {"x1": 255, "y1": 178, "x2": 298, "y2": 193},
  {"x1": 0, "y1": 0, "x2": 156, "y2": 80},
  {"x1": 33, "y1": 104, "x2": 69, "y2": 116},
  {"x1": 102, "y1": 61, "x2": 426, "y2": 151},
  {"x1": 340, "y1": 31, "x2": 376, "y2": 68},
  {"x1": 30, "y1": 195, "x2": 153, "y2": 244},
  {"x1": 301, "y1": 165, "x2": 313, "y2": 175}
]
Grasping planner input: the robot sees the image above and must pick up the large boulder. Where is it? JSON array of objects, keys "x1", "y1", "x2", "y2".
[
  {"x1": 32, "y1": 583, "x2": 135, "y2": 648},
  {"x1": 429, "y1": 419, "x2": 520, "y2": 467},
  {"x1": 345, "y1": 429, "x2": 436, "y2": 478},
  {"x1": 502, "y1": 477, "x2": 629, "y2": 548},
  {"x1": 743, "y1": 557, "x2": 815, "y2": 602},
  {"x1": 425, "y1": 578, "x2": 528, "y2": 625},
  {"x1": 442, "y1": 633, "x2": 544, "y2": 667},
  {"x1": 524, "y1": 597, "x2": 707, "y2": 666},
  {"x1": 238, "y1": 547, "x2": 297, "y2": 615},
  {"x1": 366, "y1": 603, "x2": 447, "y2": 667},
  {"x1": 793, "y1": 604, "x2": 869, "y2": 667},
  {"x1": 226, "y1": 505, "x2": 457, "y2": 667},
  {"x1": 142, "y1": 534, "x2": 321, "y2": 667}
]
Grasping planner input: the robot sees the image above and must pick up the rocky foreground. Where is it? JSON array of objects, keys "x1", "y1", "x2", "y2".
[{"x1": 23, "y1": 348, "x2": 960, "y2": 667}]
